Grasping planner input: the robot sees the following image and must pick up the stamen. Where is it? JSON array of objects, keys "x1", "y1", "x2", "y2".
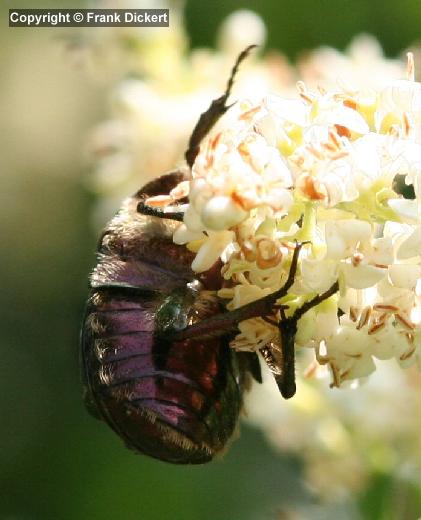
[
  {"x1": 357, "y1": 306, "x2": 371, "y2": 330},
  {"x1": 343, "y1": 98, "x2": 357, "y2": 111},
  {"x1": 349, "y1": 306, "x2": 358, "y2": 322},
  {"x1": 373, "y1": 263, "x2": 388, "y2": 269},
  {"x1": 237, "y1": 141, "x2": 252, "y2": 162},
  {"x1": 373, "y1": 304, "x2": 399, "y2": 312},
  {"x1": 405, "y1": 332, "x2": 414, "y2": 345},
  {"x1": 339, "y1": 368, "x2": 350, "y2": 382},
  {"x1": 400, "y1": 346, "x2": 415, "y2": 361},
  {"x1": 296, "y1": 81, "x2": 314, "y2": 104},
  {"x1": 376, "y1": 312, "x2": 389, "y2": 324},
  {"x1": 368, "y1": 320, "x2": 386, "y2": 335},
  {"x1": 407, "y1": 51, "x2": 415, "y2": 82},
  {"x1": 322, "y1": 142, "x2": 337, "y2": 153},
  {"x1": 403, "y1": 112, "x2": 413, "y2": 138},
  {"x1": 352, "y1": 252, "x2": 364, "y2": 267},
  {"x1": 329, "y1": 362, "x2": 340, "y2": 388},
  {"x1": 303, "y1": 359, "x2": 320, "y2": 378},
  {"x1": 388, "y1": 125, "x2": 400, "y2": 138},
  {"x1": 395, "y1": 313, "x2": 416, "y2": 331},
  {"x1": 289, "y1": 154, "x2": 305, "y2": 167},
  {"x1": 239, "y1": 105, "x2": 261, "y2": 120},
  {"x1": 334, "y1": 124, "x2": 351, "y2": 138},
  {"x1": 328, "y1": 128, "x2": 342, "y2": 149},
  {"x1": 331, "y1": 150, "x2": 349, "y2": 160},
  {"x1": 210, "y1": 132, "x2": 222, "y2": 151},
  {"x1": 308, "y1": 145, "x2": 324, "y2": 160}
]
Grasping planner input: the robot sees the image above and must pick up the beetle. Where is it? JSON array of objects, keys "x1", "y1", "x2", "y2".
[{"x1": 81, "y1": 46, "x2": 339, "y2": 464}]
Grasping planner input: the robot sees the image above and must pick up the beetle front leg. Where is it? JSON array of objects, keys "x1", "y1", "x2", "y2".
[
  {"x1": 269, "y1": 279, "x2": 340, "y2": 399},
  {"x1": 137, "y1": 201, "x2": 185, "y2": 222}
]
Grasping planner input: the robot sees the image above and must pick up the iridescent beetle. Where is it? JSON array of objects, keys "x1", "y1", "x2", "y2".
[{"x1": 81, "y1": 46, "x2": 338, "y2": 464}]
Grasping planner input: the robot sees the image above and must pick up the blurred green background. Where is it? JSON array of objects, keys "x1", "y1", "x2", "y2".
[{"x1": 2, "y1": 1, "x2": 421, "y2": 519}]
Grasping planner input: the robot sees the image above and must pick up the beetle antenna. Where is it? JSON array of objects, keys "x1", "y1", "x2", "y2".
[{"x1": 185, "y1": 44, "x2": 257, "y2": 169}]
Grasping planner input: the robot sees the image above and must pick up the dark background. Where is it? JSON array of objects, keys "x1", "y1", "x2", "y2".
[{"x1": 2, "y1": 1, "x2": 421, "y2": 518}]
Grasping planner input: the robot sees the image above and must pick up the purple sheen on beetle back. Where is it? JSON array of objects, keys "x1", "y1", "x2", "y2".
[
  {"x1": 81, "y1": 172, "x2": 250, "y2": 464},
  {"x1": 139, "y1": 400, "x2": 197, "y2": 426},
  {"x1": 116, "y1": 377, "x2": 206, "y2": 410},
  {"x1": 102, "y1": 398, "x2": 213, "y2": 464},
  {"x1": 92, "y1": 309, "x2": 155, "y2": 335},
  {"x1": 92, "y1": 256, "x2": 191, "y2": 291},
  {"x1": 98, "y1": 355, "x2": 209, "y2": 388},
  {"x1": 83, "y1": 294, "x2": 243, "y2": 462},
  {"x1": 95, "y1": 333, "x2": 155, "y2": 362},
  {"x1": 92, "y1": 297, "x2": 147, "y2": 312}
]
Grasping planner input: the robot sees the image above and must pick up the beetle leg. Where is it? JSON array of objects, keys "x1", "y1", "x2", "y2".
[
  {"x1": 169, "y1": 242, "x2": 308, "y2": 341},
  {"x1": 291, "y1": 280, "x2": 339, "y2": 322},
  {"x1": 272, "y1": 279, "x2": 340, "y2": 398},
  {"x1": 262, "y1": 316, "x2": 279, "y2": 327},
  {"x1": 278, "y1": 321, "x2": 297, "y2": 398},
  {"x1": 171, "y1": 278, "x2": 339, "y2": 398},
  {"x1": 137, "y1": 201, "x2": 185, "y2": 222}
]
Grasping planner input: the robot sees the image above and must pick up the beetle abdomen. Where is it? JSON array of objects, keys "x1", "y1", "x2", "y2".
[
  {"x1": 83, "y1": 289, "x2": 243, "y2": 463},
  {"x1": 81, "y1": 172, "x2": 246, "y2": 463}
]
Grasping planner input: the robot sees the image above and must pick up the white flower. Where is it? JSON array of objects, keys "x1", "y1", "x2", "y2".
[
  {"x1": 377, "y1": 79, "x2": 421, "y2": 126},
  {"x1": 88, "y1": 20, "x2": 421, "y2": 505},
  {"x1": 325, "y1": 219, "x2": 372, "y2": 259},
  {"x1": 217, "y1": 10, "x2": 267, "y2": 56},
  {"x1": 201, "y1": 195, "x2": 248, "y2": 230},
  {"x1": 313, "y1": 96, "x2": 369, "y2": 134},
  {"x1": 172, "y1": 55, "x2": 421, "y2": 385},
  {"x1": 231, "y1": 317, "x2": 277, "y2": 351},
  {"x1": 397, "y1": 225, "x2": 421, "y2": 259},
  {"x1": 300, "y1": 258, "x2": 338, "y2": 293},
  {"x1": 191, "y1": 230, "x2": 235, "y2": 273}
]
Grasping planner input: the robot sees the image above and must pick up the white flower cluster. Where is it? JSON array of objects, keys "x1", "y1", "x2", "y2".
[
  {"x1": 246, "y1": 356, "x2": 421, "y2": 501},
  {"x1": 83, "y1": 6, "x2": 421, "y2": 505},
  {"x1": 82, "y1": 5, "x2": 292, "y2": 225},
  {"x1": 166, "y1": 54, "x2": 421, "y2": 389}
]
